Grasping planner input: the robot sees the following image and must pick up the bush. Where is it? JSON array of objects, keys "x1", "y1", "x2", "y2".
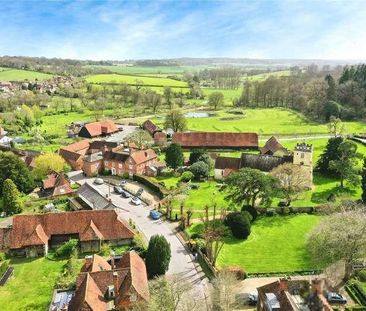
[
  {"x1": 145, "y1": 235, "x2": 171, "y2": 278},
  {"x1": 224, "y1": 212, "x2": 251, "y2": 239},
  {"x1": 189, "y1": 161, "x2": 209, "y2": 180},
  {"x1": 98, "y1": 243, "x2": 112, "y2": 256},
  {"x1": 226, "y1": 267, "x2": 247, "y2": 280},
  {"x1": 180, "y1": 171, "x2": 194, "y2": 183},
  {"x1": 0, "y1": 260, "x2": 9, "y2": 277},
  {"x1": 55, "y1": 239, "x2": 78, "y2": 258},
  {"x1": 358, "y1": 270, "x2": 366, "y2": 282}
]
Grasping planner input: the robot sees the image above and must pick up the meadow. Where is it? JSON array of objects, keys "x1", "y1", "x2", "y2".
[
  {"x1": 85, "y1": 73, "x2": 189, "y2": 88},
  {"x1": 0, "y1": 67, "x2": 52, "y2": 81},
  {"x1": 186, "y1": 214, "x2": 321, "y2": 273}
]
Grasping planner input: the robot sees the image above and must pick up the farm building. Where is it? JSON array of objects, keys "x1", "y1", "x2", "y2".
[
  {"x1": 2, "y1": 210, "x2": 134, "y2": 257},
  {"x1": 142, "y1": 119, "x2": 161, "y2": 136},
  {"x1": 73, "y1": 182, "x2": 117, "y2": 210},
  {"x1": 172, "y1": 132, "x2": 258, "y2": 149},
  {"x1": 78, "y1": 120, "x2": 120, "y2": 138},
  {"x1": 260, "y1": 136, "x2": 289, "y2": 156},
  {"x1": 68, "y1": 251, "x2": 149, "y2": 311}
]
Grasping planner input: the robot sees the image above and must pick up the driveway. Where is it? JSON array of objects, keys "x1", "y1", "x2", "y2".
[{"x1": 71, "y1": 175, "x2": 209, "y2": 298}]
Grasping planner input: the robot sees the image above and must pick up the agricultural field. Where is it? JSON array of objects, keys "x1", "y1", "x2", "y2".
[
  {"x1": 0, "y1": 67, "x2": 52, "y2": 81},
  {"x1": 187, "y1": 214, "x2": 321, "y2": 273},
  {"x1": 0, "y1": 257, "x2": 66, "y2": 311},
  {"x1": 85, "y1": 73, "x2": 189, "y2": 88},
  {"x1": 246, "y1": 70, "x2": 291, "y2": 81}
]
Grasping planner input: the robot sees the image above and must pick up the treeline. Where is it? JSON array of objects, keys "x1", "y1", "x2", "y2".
[
  {"x1": 233, "y1": 64, "x2": 366, "y2": 121},
  {"x1": 0, "y1": 56, "x2": 112, "y2": 76},
  {"x1": 198, "y1": 67, "x2": 241, "y2": 89}
]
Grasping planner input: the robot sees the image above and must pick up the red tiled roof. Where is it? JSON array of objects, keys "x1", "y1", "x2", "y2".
[
  {"x1": 129, "y1": 149, "x2": 157, "y2": 165},
  {"x1": 260, "y1": 136, "x2": 287, "y2": 155},
  {"x1": 142, "y1": 120, "x2": 160, "y2": 136},
  {"x1": 42, "y1": 173, "x2": 74, "y2": 197},
  {"x1": 173, "y1": 132, "x2": 258, "y2": 149},
  {"x1": 81, "y1": 254, "x2": 112, "y2": 273},
  {"x1": 82, "y1": 120, "x2": 119, "y2": 138},
  {"x1": 59, "y1": 139, "x2": 90, "y2": 162},
  {"x1": 10, "y1": 210, "x2": 134, "y2": 249}
]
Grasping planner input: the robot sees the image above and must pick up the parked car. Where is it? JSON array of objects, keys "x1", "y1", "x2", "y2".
[
  {"x1": 150, "y1": 210, "x2": 161, "y2": 220},
  {"x1": 247, "y1": 293, "x2": 258, "y2": 306},
  {"x1": 114, "y1": 186, "x2": 123, "y2": 194},
  {"x1": 131, "y1": 197, "x2": 142, "y2": 205},
  {"x1": 94, "y1": 178, "x2": 104, "y2": 185},
  {"x1": 326, "y1": 292, "x2": 347, "y2": 304},
  {"x1": 121, "y1": 190, "x2": 131, "y2": 198}
]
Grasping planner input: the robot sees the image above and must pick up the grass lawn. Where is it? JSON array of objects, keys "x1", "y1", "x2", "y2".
[
  {"x1": 85, "y1": 73, "x2": 189, "y2": 88},
  {"x1": 0, "y1": 67, "x2": 52, "y2": 81},
  {"x1": 187, "y1": 214, "x2": 321, "y2": 273},
  {"x1": 0, "y1": 257, "x2": 66, "y2": 311}
]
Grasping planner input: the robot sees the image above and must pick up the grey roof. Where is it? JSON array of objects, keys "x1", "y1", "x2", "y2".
[
  {"x1": 77, "y1": 182, "x2": 116, "y2": 210},
  {"x1": 84, "y1": 151, "x2": 103, "y2": 163}
]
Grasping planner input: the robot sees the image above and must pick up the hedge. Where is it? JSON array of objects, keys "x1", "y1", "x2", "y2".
[
  {"x1": 0, "y1": 260, "x2": 9, "y2": 278},
  {"x1": 346, "y1": 281, "x2": 366, "y2": 307},
  {"x1": 133, "y1": 174, "x2": 169, "y2": 199}
]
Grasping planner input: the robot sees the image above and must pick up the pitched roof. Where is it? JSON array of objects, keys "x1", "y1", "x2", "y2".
[
  {"x1": 59, "y1": 139, "x2": 90, "y2": 162},
  {"x1": 81, "y1": 120, "x2": 119, "y2": 138},
  {"x1": 77, "y1": 182, "x2": 117, "y2": 210},
  {"x1": 89, "y1": 140, "x2": 118, "y2": 151},
  {"x1": 42, "y1": 172, "x2": 74, "y2": 197},
  {"x1": 172, "y1": 132, "x2": 258, "y2": 149},
  {"x1": 260, "y1": 136, "x2": 288, "y2": 155},
  {"x1": 81, "y1": 254, "x2": 112, "y2": 273},
  {"x1": 129, "y1": 149, "x2": 157, "y2": 165},
  {"x1": 104, "y1": 151, "x2": 129, "y2": 162},
  {"x1": 10, "y1": 210, "x2": 134, "y2": 249},
  {"x1": 215, "y1": 156, "x2": 241, "y2": 170},
  {"x1": 142, "y1": 120, "x2": 161, "y2": 136}
]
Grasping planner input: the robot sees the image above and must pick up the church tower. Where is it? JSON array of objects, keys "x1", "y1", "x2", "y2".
[{"x1": 293, "y1": 143, "x2": 313, "y2": 187}]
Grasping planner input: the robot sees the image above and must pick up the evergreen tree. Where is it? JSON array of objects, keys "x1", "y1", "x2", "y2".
[
  {"x1": 165, "y1": 143, "x2": 184, "y2": 169},
  {"x1": 145, "y1": 235, "x2": 171, "y2": 278},
  {"x1": 361, "y1": 158, "x2": 366, "y2": 203},
  {"x1": 189, "y1": 148, "x2": 207, "y2": 164},
  {"x1": 3, "y1": 179, "x2": 23, "y2": 214},
  {"x1": 325, "y1": 74, "x2": 336, "y2": 101},
  {"x1": 315, "y1": 137, "x2": 343, "y2": 176}
]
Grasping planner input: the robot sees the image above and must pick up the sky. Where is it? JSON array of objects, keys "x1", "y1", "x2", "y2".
[{"x1": 0, "y1": 0, "x2": 366, "y2": 60}]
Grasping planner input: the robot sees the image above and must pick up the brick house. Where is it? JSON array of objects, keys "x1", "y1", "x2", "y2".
[
  {"x1": 78, "y1": 120, "x2": 120, "y2": 138},
  {"x1": 3, "y1": 210, "x2": 134, "y2": 257},
  {"x1": 68, "y1": 251, "x2": 149, "y2": 311},
  {"x1": 172, "y1": 132, "x2": 258, "y2": 149},
  {"x1": 142, "y1": 119, "x2": 161, "y2": 137},
  {"x1": 42, "y1": 172, "x2": 74, "y2": 197},
  {"x1": 59, "y1": 139, "x2": 91, "y2": 170}
]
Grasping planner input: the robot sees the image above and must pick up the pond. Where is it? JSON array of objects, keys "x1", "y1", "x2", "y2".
[{"x1": 184, "y1": 111, "x2": 214, "y2": 118}]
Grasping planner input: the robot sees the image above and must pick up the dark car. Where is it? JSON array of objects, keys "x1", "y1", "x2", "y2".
[
  {"x1": 326, "y1": 292, "x2": 347, "y2": 304},
  {"x1": 121, "y1": 190, "x2": 131, "y2": 198},
  {"x1": 114, "y1": 186, "x2": 123, "y2": 194},
  {"x1": 248, "y1": 293, "x2": 258, "y2": 306}
]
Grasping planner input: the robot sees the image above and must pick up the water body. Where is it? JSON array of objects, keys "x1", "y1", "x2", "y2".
[{"x1": 184, "y1": 111, "x2": 214, "y2": 118}]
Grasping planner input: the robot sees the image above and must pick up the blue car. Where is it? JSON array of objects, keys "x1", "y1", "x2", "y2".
[{"x1": 150, "y1": 210, "x2": 161, "y2": 220}]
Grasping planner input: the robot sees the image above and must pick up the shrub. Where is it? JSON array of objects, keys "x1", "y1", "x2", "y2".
[
  {"x1": 226, "y1": 266, "x2": 247, "y2": 280},
  {"x1": 55, "y1": 239, "x2": 79, "y2": 258},
  {"x1": 224, "y1": 212, "x2": 251, "y2": 239},
  {"x1": 358, "y1": 270, "x2": 366, "y2": 282},
  {"x1": 180, "y1": 171, "x2": 194, "y2": 183},
  {"x1": 133, "y1": 174, "x2": 168, "y2": 199},
  {"x1": 145, "y1": 235, "x2": 171, "y2": 278},
  {"x1": 189, "y1": 161, "x2": 209, "y2": 180},
  {"x1": 98, "y1": 243, "x2": 112, "y2": 256},
  {"x1": 0, "y1": 260, "x2": 9, "y2": 277}
]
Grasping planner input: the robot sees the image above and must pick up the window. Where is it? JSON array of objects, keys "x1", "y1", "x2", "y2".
[
  {"x1": 301, "y1": 153, "x2": 304, "y2": 159},
  {"x1": 118, "y1": 163, "x2": 122, "y2": 168}
]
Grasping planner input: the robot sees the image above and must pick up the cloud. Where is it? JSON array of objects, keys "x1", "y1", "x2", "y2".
[{"x1": 0, "y1": 0, "x2": 366, "y2": 60}]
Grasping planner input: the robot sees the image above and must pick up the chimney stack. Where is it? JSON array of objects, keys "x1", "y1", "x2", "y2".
[
  {"x1": 113, "y1": 271, "x2": 119, "y2": 297},
  {"x1": 311, "y1": 279, "x2": 322, "y2": 295},
  {"x1": 85, "y1": 255, "x2": 93, "y2": 267},
  {"x1": 279, "y1": 278, "x2": 289, "y2": 292}
]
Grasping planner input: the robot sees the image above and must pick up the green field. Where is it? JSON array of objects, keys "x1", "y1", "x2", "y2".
[
  {"x1": 187, "y1": 214, "x2": 321, "y2": 273},
  {"x1": 246, "y1": 70, "x2": 291, "y2": 81},
  {"x1": 0, "y1": 257, "x2": 66, "y2": 311},
  {"x1": 85, "y1": 73, "x2": 189, "y2": 88},
  {"x1": 0, "y1": 67, "x2": 52, "y2": 81}
]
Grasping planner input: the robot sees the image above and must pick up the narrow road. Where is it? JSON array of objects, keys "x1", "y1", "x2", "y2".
[{"x1": 72, "y1": 175, "x2": 209, "y2": 299}]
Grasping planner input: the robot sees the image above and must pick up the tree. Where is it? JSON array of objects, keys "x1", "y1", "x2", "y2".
[
  {"x1": 329, "y1": 140, "x2": 362, "y2": 188},
  {"x1": 165, "y1": 143, "x2": 184, "y2": 170},
  {"x1": 211, "y1": 270, "x2": 241, "y2": 311},
  {"x1": 307, "y1": 210, "x2": 366, "y2": 281},
  {"x1": 327, "y1": 116, "x2": 344, "y2": 137},
  {"x1": 316, "y1": 137, "x2": 343, "y2": 176},
  {"x1": 225, "y1": 168, "x2": 278, "y2": 216},
  {"x1": 323, "y1": 101, "x2": 341, "y2": 122},
  {"x1": 270, "y1": 163, "x2": 309, "y2": 205},
  {"x1": 146, "y1": 235, "x2": 171, "y2": 278},
  {"x1": 208, "y1": 91, "x2": 224, "y2": 110},
  {"x1": 0, "y1": 152, "x2": 34, "y2": 194},
  {"x1": 2, "y1": 179, "x2": 23, "y2": 214},
  {"x1": 224, "y1": 212, "x2": 251, "y2": 239},
  {"x1": 164, "y1": 109, "x2": 187, "y2": 132},
  {"x1": 179, "y1": 171, "x2": 194, "y2": 183},
  {"x1": 125, "y1": 129, "x2": 153, "y2": 149},
  {"x1": 325, "y1": 74, "x2": 337, "y2": 101},
  {"x1": 33, "y1": 153, "x2": 68, "y2": 180},
  {"x1": 189, "y1": 161, "x2": 209, "y2": 180},
  {"x1": 189, "y1": 148, "x2": 207, "y2": 165},
  {"x1": 361, "y1": 158, "x2": 366, "y2": 203},
  {"x1": 163, "y1": 86, "x2": 173, "y2": 108}
]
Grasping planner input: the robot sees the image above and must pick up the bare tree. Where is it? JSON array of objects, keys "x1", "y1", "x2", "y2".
[
  {"x1": 211, "y1": 270, "x2": 241, "y2": 311},
  {"x1": 125, "y1": 129, "x2": 153, "y2": 149},
  {"x1": 327, "y1": 116, "x2": 344, "y2": 137},
  {"x1": 307, "y1": 210, "x2": 366, "y2": 281}
]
